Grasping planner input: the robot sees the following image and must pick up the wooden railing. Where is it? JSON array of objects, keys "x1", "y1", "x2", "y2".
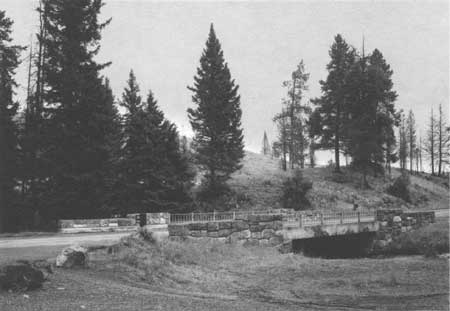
[{"x1": 170, "y1": 209, "x2": 284, "y2": 224}]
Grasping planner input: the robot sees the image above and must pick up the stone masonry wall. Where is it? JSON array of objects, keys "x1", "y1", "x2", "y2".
[
  {"x1": 373, "y1": 209, "x2": 435, "y2": 250},
  {"x1": 168, "y1": 214, "x2": 284, "y2": 246}
]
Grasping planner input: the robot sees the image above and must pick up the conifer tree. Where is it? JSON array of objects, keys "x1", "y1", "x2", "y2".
[
  {"x1": 187, "y1": 24, "x2": 244, "y2": 194},
  {"x1": 424, "y1": 108, "x2": 438, "y2": 175},
  {"x1": 39, "y1": 0, "x2": 118, "y2": 219},
  {"x1": 406, "y1": 110, "x2": 416, "y2": 173},
  {"x1": 398, "y1": 114, "x2": 408, "y2": 171},
  {"x1": 0, "y1": 11, "x2": 24, "y2": 232},
  {"x1": 312, "y1": 34, "x2": 355, "y2": 172},
  {"x1": 116, "y1": 71, "x2": 192, "y2": 214},
  {"x1": 261, "y1": 131, "x2": 270, "y2": 156}
]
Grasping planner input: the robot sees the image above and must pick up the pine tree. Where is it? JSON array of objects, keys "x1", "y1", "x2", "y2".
[
  {"x1": 187, "y1": 24, "x2": 244, "y2": 194},
  {"x1": 0, "y1": 11, "x2": 24, "y2": 232},
  {"x1": 116, "y1": 71, "x2": 192, "y2": 214},
  {"x1": 312, "y1": 34, "x2": 355, "y2": 172},
  {"x1": 273, "y1": 109, "x2": 289, "y2": 171},
  {"x1": 398, "y1": 114, "x2": 408, "y2": 171},
  {"x1": 406, "y1": 110, "x2": 416, "y2": 173},
  {"x1": 39, "y1": 0, "x2": 118, "y2": 219},
  {"x1": 261, "y1": 131, "x2": 270, "y2": 156},
  {"x1": 282, "y1": 60, "x2": 310, "y2": 169},
  {"x1": 437, "y1": 104, "x2": 450, "y2": 176},
  {"x1": 424, "y1": 108, "x2": 437, "y2": 175}
]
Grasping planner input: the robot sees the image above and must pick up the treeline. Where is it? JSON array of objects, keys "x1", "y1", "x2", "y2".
[
  {"x1": 270, "y1": 34, "x2": 450, "y2": 186},
  {"x1": 0, "y1": 2, "x2": 244, "y2": 232}
]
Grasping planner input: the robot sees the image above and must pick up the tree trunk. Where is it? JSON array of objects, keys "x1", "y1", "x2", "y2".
[
  {"x1": 438, "y1": 105, "x2": 442, "y2": 176},
  {"x1": 334, "y1": 102, "x2": 341, "y2": 172}
]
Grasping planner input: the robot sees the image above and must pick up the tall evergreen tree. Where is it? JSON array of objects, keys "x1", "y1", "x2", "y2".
[
  {"x1": 281, "y1": 60, "x2": 310, "y2": 169},
  {"x1": 39, "y1": 0, "x2": 118, "y2": 219},
  {"x1": 406, "y1": 110, "x2": 416, "y2": 173},
  {"x1": 436, "y1": 104, "x2": 450, "y2": 176},
  {"x1": 261, "y1": 131, "x2": 270, "y2": 156},
  {"x1": 0, "y1": 11, "x2": 24, "y2": 232},
  {"x1": 312, "y1": 34, "x2": 355, "y2": 172},
  {"x1": 273, "y1": 109, "x2": 289, "y2": 171},
  {"x1": 398, "y1": 113, "x2": 408, "y2": 171},
  {"x1": 187, "y1": 24, "x2": 244, "y2": 194},
  {"x1": 424, "y1": 108, "x2": 437, "y2": 175},
  {"x1": 116, "y1": 71, "x2": 192, "y2": 214}
]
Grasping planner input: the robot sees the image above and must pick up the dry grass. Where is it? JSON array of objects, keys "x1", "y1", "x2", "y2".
[
  {"x1": 1, "y1": 234, "x2": 448, "y2": 310},
  {"x1": 225, "y1": 151, "x2": 449, "y2": 211}
]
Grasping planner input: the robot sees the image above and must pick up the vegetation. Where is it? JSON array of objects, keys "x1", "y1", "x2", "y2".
[
  {"x1": 386, "y1": 172, "x2": 411, "y2": 203},
  {"x1": 187, "y1": 24, "x2": 244, "y2": 196},
  {"x1": 281, "y1": 170, "x2": 312, "y2": 210}
]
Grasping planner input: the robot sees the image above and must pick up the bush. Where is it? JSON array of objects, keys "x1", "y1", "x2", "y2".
[
  {"x1": 386, "y1": 172, "x2": 411, "y2": 203},
  {"x1": 281, "y1": 170, "x2": 313, "y2": 210}
]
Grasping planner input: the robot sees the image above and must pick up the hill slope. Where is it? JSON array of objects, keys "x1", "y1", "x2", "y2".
[{"x1": 226, "y1": 151, "x2": 448, "y2": 211}]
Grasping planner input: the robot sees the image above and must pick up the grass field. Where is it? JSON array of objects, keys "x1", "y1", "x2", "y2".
[{"x1": 1, "y1": 233, "x2": 448, "y2": 311}]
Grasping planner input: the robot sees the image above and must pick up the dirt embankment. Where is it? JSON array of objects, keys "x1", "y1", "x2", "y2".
[{"x1": 224, "y1": 151, "x2": 449, "y2": 211}]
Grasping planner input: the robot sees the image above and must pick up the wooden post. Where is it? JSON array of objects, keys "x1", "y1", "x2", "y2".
[
  {"x1": 320, "y1": 213, "x2": 324, "y2": 225},
  {"x1": 357, "y1": 211, "x2": 360, "y2": 224},
  {"x1": 233, "y1": 211, "x2": 236, "y2": 220},
  {"x1": 299, "y1": 214, "x2": 303, "y2": 228},
  {"x1": 213, "y1": 210, "x2": 216, "y2": 221},
  {"x1": 340, "y1": 212, "x2": 344, "y2": 224},
  {"x1": 191, "y1": 213, "x2": 194, "y2": 222}
]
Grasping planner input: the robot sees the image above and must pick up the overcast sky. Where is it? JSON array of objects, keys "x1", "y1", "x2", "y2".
[{"x1": 4, "y1": 0, "x2": 449, "y2": 163}]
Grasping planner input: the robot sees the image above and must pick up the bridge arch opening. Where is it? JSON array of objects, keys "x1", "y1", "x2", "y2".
[{"x1": 292, "y1": 232, "x2": 376, "y2": 258}]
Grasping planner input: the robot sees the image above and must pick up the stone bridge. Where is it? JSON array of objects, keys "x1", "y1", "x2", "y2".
[{"x1": 165, "y1": 209, "x2": 435, "y2": 248}]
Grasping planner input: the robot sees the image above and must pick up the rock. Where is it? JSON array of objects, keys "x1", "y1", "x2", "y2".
[
  {"x1": 259, "y1": 239, "x2": 270, "y2": 246},
  {"x1": 218, "y1": 222, "x2": 232, "y2": 230},
  {"x1": 269, "y1": 236, "x2": 284, "y2": 246},
  {"x1": 393, "y1": 216, "x2": 402, "y2": 222},
  {"x1": 168, "y1": 225, "x2": 189, "y2": 236},
  {"x1": 277, "y1": 241, "x2": 292, "y2": 254},
  {"x1": 218, "y1": 229, "x2": 232, "y2": 237},
  {"x1": 0, "y1": 262, "x2": 45, "y2": 291},
  {"x1": 207, "y1": 222, "x2": 219, "y2": 231},
  {"x1": 251, "y1": 231, "x2": 262, "y2": 239},
  {"x1": 232, "y1": 221, "x2": 249, "y2": 231},
  {"x1": 56, "y1": 245, "x2": 88, "y2": 268},
  {"x1": 262, "y1": 229, "x2": 275, "y2": 239},
  {"x1": 188, "y1": 223, "x2": 207, "y2": 231}
]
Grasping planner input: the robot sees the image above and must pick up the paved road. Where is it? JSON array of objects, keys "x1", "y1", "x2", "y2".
[{"x1": 0, "y1": 231, "x2": 132, "y2": 249}]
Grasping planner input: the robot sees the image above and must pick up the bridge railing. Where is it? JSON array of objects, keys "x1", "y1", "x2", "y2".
[
  {"x1": 283, "y1": 210, "x2": 376, "y2": 227},
  {"x1": 170, "y1": 209, "x2": 285, "y2": 224},
  {"x1": 169, "y1": 209, "x2": 376, "y2": 227}
]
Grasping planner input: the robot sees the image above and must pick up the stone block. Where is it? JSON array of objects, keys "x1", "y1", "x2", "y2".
[
  {"x1": 207, "y1": 222, "x2": 219, "y2": 231},
  {"x1": 251, "y1": 231, "x2": 262, "y2": 239},
  {"x1": 188, "y1": 223, "x2": 208, "y2": 231},
  {"x1": 240, "y1": 229, "x2": 251, "y2": 239},
  {"x1": 232, "y1": 221, "x2": 249, "y2": 231},
  {"x1": 218, "y1": 222, "x2": 232, "y2": 229},
  {"x1": 269, "y1": 236, "x2": 283, "y2": 245},
  {"x1": 168, "y1": 225, "x2": 189, "y2": 236},
  {"x1": 249, "y1": 224, "x2": 264, "y2": 232},
  {"x1": 273, "y1": 221, "x2": 283, "y2": 231},
  {"x1": 218, "y1": 229, "x2": 232, "y2": 237},
  {"x1": 262, "y1": 229, "x2": 275, "y2": 239}
]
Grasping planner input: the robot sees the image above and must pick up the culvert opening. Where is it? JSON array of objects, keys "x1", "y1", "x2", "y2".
[{"x1": 292, "y1": 232, "x2": 376, "y2": 258}]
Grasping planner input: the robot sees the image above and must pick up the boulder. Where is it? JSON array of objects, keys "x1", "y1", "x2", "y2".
[
  {"x1": 261, "y1": 229, "x2": 275, "y2": 239},
  {"x1": 232, "y1": 221, "x2": 249, "y2": 231},
  {"x1": 218, "y1": 222, "x2": 232, "y2": 230},
  {"x1": 0, "y1": 262, "x2": 45, "y2": 291},
  {"x1": 56, "y1": 245, "x2": 88, "y2": 268}
]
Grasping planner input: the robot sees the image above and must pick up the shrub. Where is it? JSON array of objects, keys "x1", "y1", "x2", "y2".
[
  {"x1": 281, "y1": 169, "x2": 313, "y2": 210},
  {"x1": 386, "y1": 172, "x2": 411, "y2": 203}
]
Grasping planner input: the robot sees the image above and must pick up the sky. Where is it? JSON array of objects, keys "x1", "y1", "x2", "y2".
[{"x1": 4, "y1": 0, "x2": 450, "y2": 164}]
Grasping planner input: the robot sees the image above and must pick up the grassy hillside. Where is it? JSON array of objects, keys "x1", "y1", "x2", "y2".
[{"x1": 224, "y1": 151, "x2": 449, "y2": 211}]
